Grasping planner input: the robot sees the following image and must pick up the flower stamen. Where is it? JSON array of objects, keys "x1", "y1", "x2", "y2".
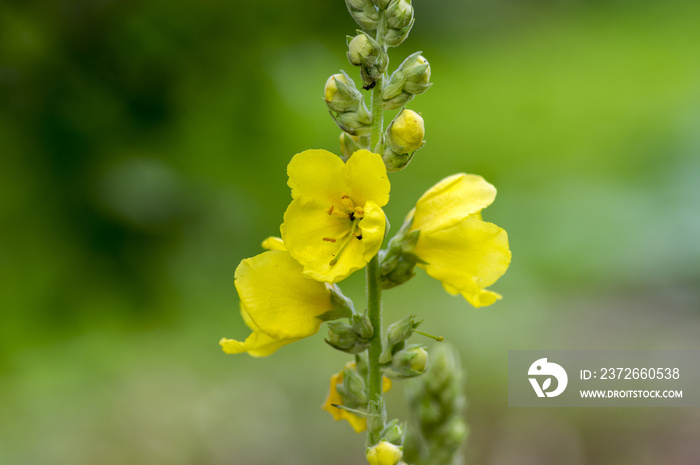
[{"x1": 329, "y1": 220, "x2": 361, "y2": 266}]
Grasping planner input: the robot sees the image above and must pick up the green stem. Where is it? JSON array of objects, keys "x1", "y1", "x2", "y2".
[
  {"x1": 366, "y1": 12, "x2": 388, "y2": 447},
  {"x1": 366, "y1": 254, "x2": 383, "y2": 444},
  {"x1": 369, "y1": 76, "x2": 384, "y2": 150}
]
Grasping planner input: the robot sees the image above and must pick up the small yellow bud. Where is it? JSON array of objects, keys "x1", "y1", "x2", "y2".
[
  {"x1": 366, "y1": 440, "x2": 403, "y2": 465},
  {"x1": 409, "y1": 347, "x2": 429, "y2": 372},
  {"x1": 387, "y1": 109, "x2": 425, "y2": 154},
  {"x1": 324, "y1": 74, "x2": 347, "y2": 103}
]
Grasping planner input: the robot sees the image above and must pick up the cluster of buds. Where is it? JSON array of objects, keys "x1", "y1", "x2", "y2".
[
  {"x1": 382, "y1": 108, "x2": 425, "y2": 172},
  {"x1": 326, "y1": 312, "x2": 374, "y2": 354},
  {"x1": 347, "y1": 32, "x2": 388, "y2": 89},
  {"x1": 404, "y1": 344, "x2": 468, "y2": 465},
  {"x1": 345, "y1": 0, "x2": 415, "y2": 48},
  {"x1": 324, "y1": 71, "x2": 372, "y2": 136},
  {"x1": 383, "y1": 52, "x2": 432, "y2": 110}
]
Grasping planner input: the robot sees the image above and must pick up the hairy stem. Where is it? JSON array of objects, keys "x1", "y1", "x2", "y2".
[
  {"x1": 366, "y1": 255, "x2": 383, "y2": 445},
  {"x1": 366, "y1": 10, "x2": 388, "y2": 447}
]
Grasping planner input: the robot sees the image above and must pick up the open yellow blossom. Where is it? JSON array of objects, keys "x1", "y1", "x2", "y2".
[
  {"x1": 410, "y1": 173, "x2": 511, "y2": 307},
  {"x1": 281, "y1": 149, "x2": 390, "y2": 283},
  {"x1": 219, "y1": 247, "x2": 334, "y2": 357},
  {"x1": 322, "y1": 363, "x2": 392, "y2": 433}
]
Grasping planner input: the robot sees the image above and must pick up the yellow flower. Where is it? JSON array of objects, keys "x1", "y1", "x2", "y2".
[
  {"x1": 322, "y1": 362, "x2": 392, "y2": 433},
  {"x1": 281, "y1": 149, "x2": 390, "y2": 283},
  {"x1": 409, "y1": 173, "x2": 511, "y2": 307},
  {"x1": 219, "y1": 245, "x2": 334, "y2": 357}
]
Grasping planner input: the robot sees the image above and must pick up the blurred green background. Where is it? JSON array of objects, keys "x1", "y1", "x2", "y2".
[{"x1": 1, "y1": 0, "x2": 699, "y2": 463}]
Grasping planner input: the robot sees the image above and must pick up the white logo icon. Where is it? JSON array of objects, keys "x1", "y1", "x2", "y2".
[{"x1": 528, "y1": 358, "x2": 568, "y2": 397}]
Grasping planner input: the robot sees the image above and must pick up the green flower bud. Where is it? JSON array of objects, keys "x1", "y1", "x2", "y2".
[
  {"x1": 339, "y1": 132, "x2": 369, "y2": 160},
  {"x1": 334, "y1": 109, "x2": 372, "y2": 136},
  {"x1": 385, "y1": 109, "x2": 425, "y2": 154},
  {"x1": 382, "y1": 91, "x2": 414, "y2": 111},
  {"x1": 340, "y1": 365, "x2": 368, "y2": 405},
  {"x1": 384, "y1": 19, "x2": 414, "y2": 47},
  {"x1": 381, "y1": 419, "x2": 406, "y2": 446},
  {"x1": 346, "y1": 0, "x2": 380, "y2": 30},
  {"x1": 347, "y1": 32, "x2": 380, "y2": 67},
  {"x1": 387, "y1": 314, "x2": 421, "y2": 347},
  {"x1": 326, "y1": 321, "x2": 370, "y2": 354},
  {"x1": 380, "y1": 217, "x2": 425, "y2": 285},
  {"x1": 352, "y1": 312, "x2": 374, "y2": 340},
  {"x1": 347, "y1": 32, "x2": 387, "y2": 88},
  {"x1": 390, "y1": 345, "x2": 429, "y2": 378},
  {"x1": 366, "y1": 440, "x2": 403, "y2": 465},
  {"x1": 384, "y1": 52, "x2": 432, "y2": 103},
  {"x1": 386, "y1": 0, "x2": 413, "y2": 29},
  {"x1": 381, "y1": 146, "x2": 414, "y2": 172},
  {"x1": 324, "y1": 72, "x2": 363, "y2": 113}
]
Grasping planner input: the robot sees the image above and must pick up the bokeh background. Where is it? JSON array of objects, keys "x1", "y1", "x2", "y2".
[{"x1": 1, "y1": 0, "x2": 699, "y2": 463}]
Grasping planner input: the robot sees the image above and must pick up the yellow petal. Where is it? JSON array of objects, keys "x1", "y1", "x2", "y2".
[
  {"x1": 234, "y1": 250, "x2": 332, "y2": 339},
  {"x1": 415, "y1": 216, "x2": 511, "y2": 307},
  {"x1": 219, "y1": 332, "x2": 300, "y2": 358},
  {"x1": 261, "y1": 236, "x2": 286, "y2": 251},
  {"x1": 413, "y1": 174, "x2": 496, "y2": 232},
  {"x1": 287, "y1": 149, "x2": 347, "y2": 206},
  {"x1": 345, "y1": 150, "x2": 390, "y2": 207}
]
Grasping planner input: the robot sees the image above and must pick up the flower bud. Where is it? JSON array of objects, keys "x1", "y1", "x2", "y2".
[
  {"x1": 334, "y1": 109, "x2": 372, "y2": 136},
  {"x1": 381, "y1": 419, "x2": 406, "y2": 446},
  {"x1": 326, "y1": 321, "x2": 370, "y2": 354},
  {"x1": 384, "y1": 20, "x2": 414, "y2": 47},
  {"x1": 386, "y1": 0, "x2": 413, "y2": 30},
  {"x1": 385, "y1": 109, "x2": 425, "y2": 154},
  {"x1": 347, "y1": 32, "x2": 380, "y2": 67},
  {"x1": 346, "y1": 0, "x2": 380, "y2": 30},
  {"x1": 340, "y1": 365, "x2": 368, "y2": 405},
  {"x1": 366, "y1": 440, "x2": 403, "y2": 465},
  {"x1": 352, "y1": 312, "x2": 374, "y2": 340},
  {"x1": 390, "y1": 345, "x2": 429, "y2": 378},
  {"x1": 324, "y1": 71, "x2": 363, "y2": 114},
  {"x1": 347, "y1": 32, "x2": 386, "y2": 88},
  {"x1": 339, "y1": 132, "x2": 368, "y2": 160},
  {"x1": 384, "y1": 52, "x2": 431, "y2": 102},
  {"x1": 387, "y1": 315, "x2": 421, "y2": 348},
  {"x1": 381, "y1": 146, "x2": 414, "y2": 173}
]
